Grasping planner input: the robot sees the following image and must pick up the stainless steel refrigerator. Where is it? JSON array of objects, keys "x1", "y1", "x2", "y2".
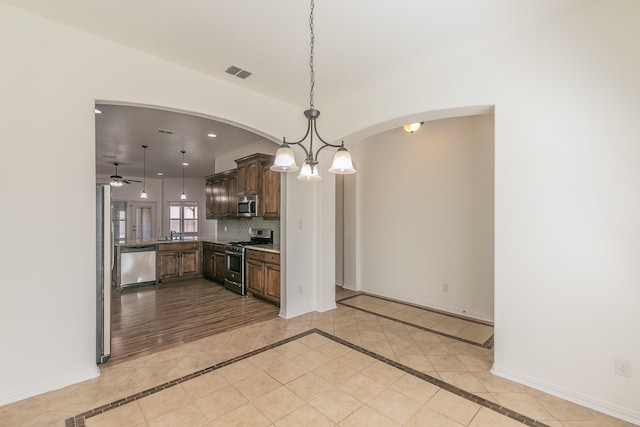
[{"x1": 96, "y1": 184, "x2": 112, "y2": 364}]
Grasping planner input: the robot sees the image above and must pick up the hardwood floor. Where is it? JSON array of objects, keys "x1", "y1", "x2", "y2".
[{"x1": 109, "y1": 278, "x2": 280, "y2": 363}]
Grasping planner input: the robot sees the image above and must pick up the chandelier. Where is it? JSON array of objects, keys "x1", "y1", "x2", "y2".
[{"x1": 271, "y1": 0, "x2": 356, "y2": 181}]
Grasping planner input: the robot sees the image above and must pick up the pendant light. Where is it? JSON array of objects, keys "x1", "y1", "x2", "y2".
[
  {"x1": 180, "y1": 149, "x2": 187, "y2": 200},
  {"x1": 271, "y1": 0, "x2": 356, "y2": 181},
  {"x1": 140, "y1": 145, "x2": 148, "y2": 199}
]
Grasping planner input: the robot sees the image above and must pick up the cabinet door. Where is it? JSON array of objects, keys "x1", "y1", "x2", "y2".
[
  {"x1": 265, "y1": 263, "x2": 281, "y2": 303},
  {"x1": 205, "y1": 179, "x2": 215, "y2": 220},
  {"x1": 246, "y1": 259, "x2": 264, "y2": 294},
  {"x1": 261, "y1": 166, "x2": 280, "y2": 218},
  {"x1": 203, "y1": 250, "x2": 215, "y2": 279},
  {"x1": 237, "y1": 160, "x2": 260, "y2": 195},
  {"x1": 158, "y1": 251, "x2": 180, "y2": 280},
  {"x1": 236, "y1": 163, "x2": 247, "y2": 195},
  {"x1": 245, "y1": 161, "x2": 259, "y2": 194},
  {"x1": 214, "y1": 251, "x2": 225, "y2": 282},
  {"x1": 213, "y1": 179, "x2": 224, "y2": 217},
  {"x1": 228, "y1": 173, "x2": 238, "y2": 216},
  {"x1": 180, "y1": 250, "x2": 200, "y2": 276}
]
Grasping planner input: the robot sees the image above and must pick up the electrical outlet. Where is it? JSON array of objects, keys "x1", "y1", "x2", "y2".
[
  {"x1": 615, "y1": 358, "x2": 631, "y2": 377},
  {"x1": 443, "y1": 282, "x2": 449, "y2": 292}
]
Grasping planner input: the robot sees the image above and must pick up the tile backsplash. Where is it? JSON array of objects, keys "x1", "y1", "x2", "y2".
[{"x1": 217, "y1": 218, "x2": 280, "y2": 244}]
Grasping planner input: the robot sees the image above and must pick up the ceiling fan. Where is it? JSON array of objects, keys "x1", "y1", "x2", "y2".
[{"x1": 109, "y1": 162, "x2": 141, "y2": 187}]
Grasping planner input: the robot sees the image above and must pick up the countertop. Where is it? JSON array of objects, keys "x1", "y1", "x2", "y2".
[{"x1": 115, "y1": 238, "x2": 280, "y2": 253}]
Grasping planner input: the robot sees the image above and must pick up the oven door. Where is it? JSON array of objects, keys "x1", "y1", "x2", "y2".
[{"x1": 224, "y1": 250, "x2": 245, "y2": 295}]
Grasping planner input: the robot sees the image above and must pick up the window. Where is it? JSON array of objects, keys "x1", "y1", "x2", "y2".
[
  {"x1": 112, "y1": 201, "x2": 127, "y2": 240},
  {"x1": 170, "y1": 202, "x2": 198, "y2": 238}
]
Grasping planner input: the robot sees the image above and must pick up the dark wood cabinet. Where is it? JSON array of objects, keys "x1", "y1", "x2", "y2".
[
  {"x1": 157, "y1": 242, "x2": 201, "y2": 283},
  {"x1": 203, "y1": 248, "x2": 215, "y2": 279},
  {"x1": 205, "y1": 170, "x2": 237, "y2": 219},
  {"x1": 235, "y1": 153, "x2": 274, "y2": 196},
  {"x1": 245, "y1": 248, "x2": 280, "y2": 305},
  {"x1": 246, "y1": 259, "x2": 264, "y2": 295},
  {"x1": 264, "y1": 263, "x2": 281, "y2": 302},
  {"x1": 205, "y1": 153, "x2": 279, "y2": 219},
  {"x1": 204, "y1": 243, "x2": 226, "y2": 283},
  {"x1": 261, "y1": 164, "x2": 280, "y2": 219}
]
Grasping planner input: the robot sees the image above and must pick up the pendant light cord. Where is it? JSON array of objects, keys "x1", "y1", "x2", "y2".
[
  {"x1": 309, "y1": 0, "x2": 315, "y2": 110},
  {"x1": 181, "y1": 150, "x2": 185, "y2": 193},
  {"x1": 142, "y1": 145, "x2": 146, "y2": 191}
]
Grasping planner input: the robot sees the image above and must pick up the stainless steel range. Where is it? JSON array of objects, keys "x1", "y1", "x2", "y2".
[{"x1": 224, "y1": 228, "x2": 273, "y2": 295}]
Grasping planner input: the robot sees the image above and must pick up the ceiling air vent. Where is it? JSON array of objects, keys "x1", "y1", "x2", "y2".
[
  {"x1": 158, "y1": 128, "x2": 174, "y2": 135},
  {"x1": 226, "y1": 65, "x2": 253, "y2": 79}
]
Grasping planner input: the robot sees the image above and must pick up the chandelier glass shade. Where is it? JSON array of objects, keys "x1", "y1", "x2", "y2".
[{"x1": 271, "y1": 0, "x2": 356, "y2": 181}]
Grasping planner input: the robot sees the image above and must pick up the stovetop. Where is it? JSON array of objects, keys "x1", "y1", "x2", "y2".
[{"x1": 226, "y1": 228, "x2": 274, "y2": 247}]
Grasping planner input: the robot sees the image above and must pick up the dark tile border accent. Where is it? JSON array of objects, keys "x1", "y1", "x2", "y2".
[
  {"x1": 67, "y1": 329, "x2": 545, "y2": 427},
  {"x1": 312, "y1": 329, "x2": 548, "y2": 427},
  {"x1": 338, "y1": 293, "x2": 494, "y2": 349},
  {"x1": 65, "y1": 329, "x2": 316, "y2": 426}
]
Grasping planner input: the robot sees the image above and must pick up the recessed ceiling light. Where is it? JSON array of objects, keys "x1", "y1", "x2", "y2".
[
  {"x1": 94, "y1": 109, "x2": 102, "y2": 114},
  {"x1": 157, "y1": 172, "x2": 164, "y2": 176},
  {"x1": 207, "y1": 133, "x2": 217, "y2": 138},
  {"x1": 182, "y1": 162, "x2": 189, "y2": 166}
]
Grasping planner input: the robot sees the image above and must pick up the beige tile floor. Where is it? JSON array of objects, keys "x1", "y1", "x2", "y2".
[
  {"x1": 338, "y1": 294, "x2": 494, "y2": 346},
  {"x1": 0, "y1": 289, "x2": 635, "y2": 426}
]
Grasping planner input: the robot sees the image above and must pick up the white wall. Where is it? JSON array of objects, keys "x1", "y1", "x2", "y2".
[
  {"x1": 0, "y1": 3, "x2": 300, "y2": 405},
  {"x1": 355, "y1": 115, "x2": 494, "y2": 321},
  {"x1": 333, "y1": 1, "x2": 640, "y2": 422},
  {"x1": 99, "y1": 176, "x2": 215, "y2": 240},
  {"x1": 2, "y1": 0, "x2": 640, "y2": 422}
]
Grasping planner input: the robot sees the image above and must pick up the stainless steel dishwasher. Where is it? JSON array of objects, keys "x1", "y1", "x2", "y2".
[{"x1": 120, "y1": 245, "x2": 156, "y2": 287}]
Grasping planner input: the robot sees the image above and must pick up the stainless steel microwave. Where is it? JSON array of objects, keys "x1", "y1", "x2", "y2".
[{"x1": 237, "y1": 195, "x2": 258, "y2": 217}]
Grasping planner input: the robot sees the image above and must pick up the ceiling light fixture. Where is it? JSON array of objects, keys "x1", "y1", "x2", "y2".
[
  {"x1": 109, "y1": 162, "x2": 125, "y2": 187},
  {"x1": 180, "y1": 150, "x2": 187, "y2": 200},
  {"x1": 403, "y1": 122, "x2": 424, "y2": 133},
  {"x1": 94, "y1": 108, "x2": 102, "y2": 114},
  {"x1": 207, "y1": 133, "x2": 217, "y2": 138},
  {"x1": 271, "y1": 0, "x2": 356, "y2": 181},
  {"x1": 140, "y1": 145, "x2": 148, "y2": 199}
]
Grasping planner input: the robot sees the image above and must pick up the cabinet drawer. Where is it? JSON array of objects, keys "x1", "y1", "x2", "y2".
[
  {"x1": 213, "y1": 244, "x2": 226, "y2": 253},
  {"x1": 157, "y1": 242, "x2": 200, "y2": 251},
  {"x1": 264, "y1": 252, "x2": 280, "y2": 265},
  {"x1": 246, "y1": 249, "x2": 265, "y2": 261},
  {"x1": 203, "y1": 242, "x2": 215, "y2": 251}
]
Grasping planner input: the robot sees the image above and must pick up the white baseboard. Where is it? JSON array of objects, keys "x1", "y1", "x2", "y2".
[
  {"x1": 0, "y1": 366, "x2": 101, "y2": 406},
  {"x1": 491, "y1": 364, "x2": 640, "y2": 425}
]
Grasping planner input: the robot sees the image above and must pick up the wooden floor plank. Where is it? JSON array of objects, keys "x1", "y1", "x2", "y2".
[{"x1": 109, "y1": 278, "x2": 280, "y2": 363}]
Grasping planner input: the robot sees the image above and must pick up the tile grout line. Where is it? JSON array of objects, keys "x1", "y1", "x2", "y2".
[
  {"x1": 65, "y1": 329, "x2": 317, "y2": 426},
  {"x1": 339, "y1": 299, "x2": 494, "y2": 349},
  {"x1": 67, "y1": 328, "x2": 546, "y2": 427},
  {"x1": 337, "y1": 292, "x2": 494, "y2": 327},
  {"x1": 312, "y1": 329, "x2": 549, "y2": 427}
]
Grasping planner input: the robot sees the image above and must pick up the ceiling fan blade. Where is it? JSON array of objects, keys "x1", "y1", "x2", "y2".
[{"x1": 124, "y1": 179, "x2": 142, "y2": 183}]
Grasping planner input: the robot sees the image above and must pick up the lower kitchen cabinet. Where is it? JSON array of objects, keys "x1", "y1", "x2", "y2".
[
  {"x1": 157, "y1": 242, "x2": 201, "y2": 283},
  {"x1": 203, "y1": 242, "x2": 226, "y2": 283},
  {"x1": 245, "y1": 249, "x2": 280, "y2": 305}
]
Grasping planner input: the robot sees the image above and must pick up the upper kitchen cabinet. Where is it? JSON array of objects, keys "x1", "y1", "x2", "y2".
[
  {"x1": 235, "y1": 153, "x2": 274, "y2": 196},
  {"x1": 205, "y1": 169, "x2": 237, "y2": 219},
  {"x1": 261, "y1": 162, "x2": 280, "y2": 219}
]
